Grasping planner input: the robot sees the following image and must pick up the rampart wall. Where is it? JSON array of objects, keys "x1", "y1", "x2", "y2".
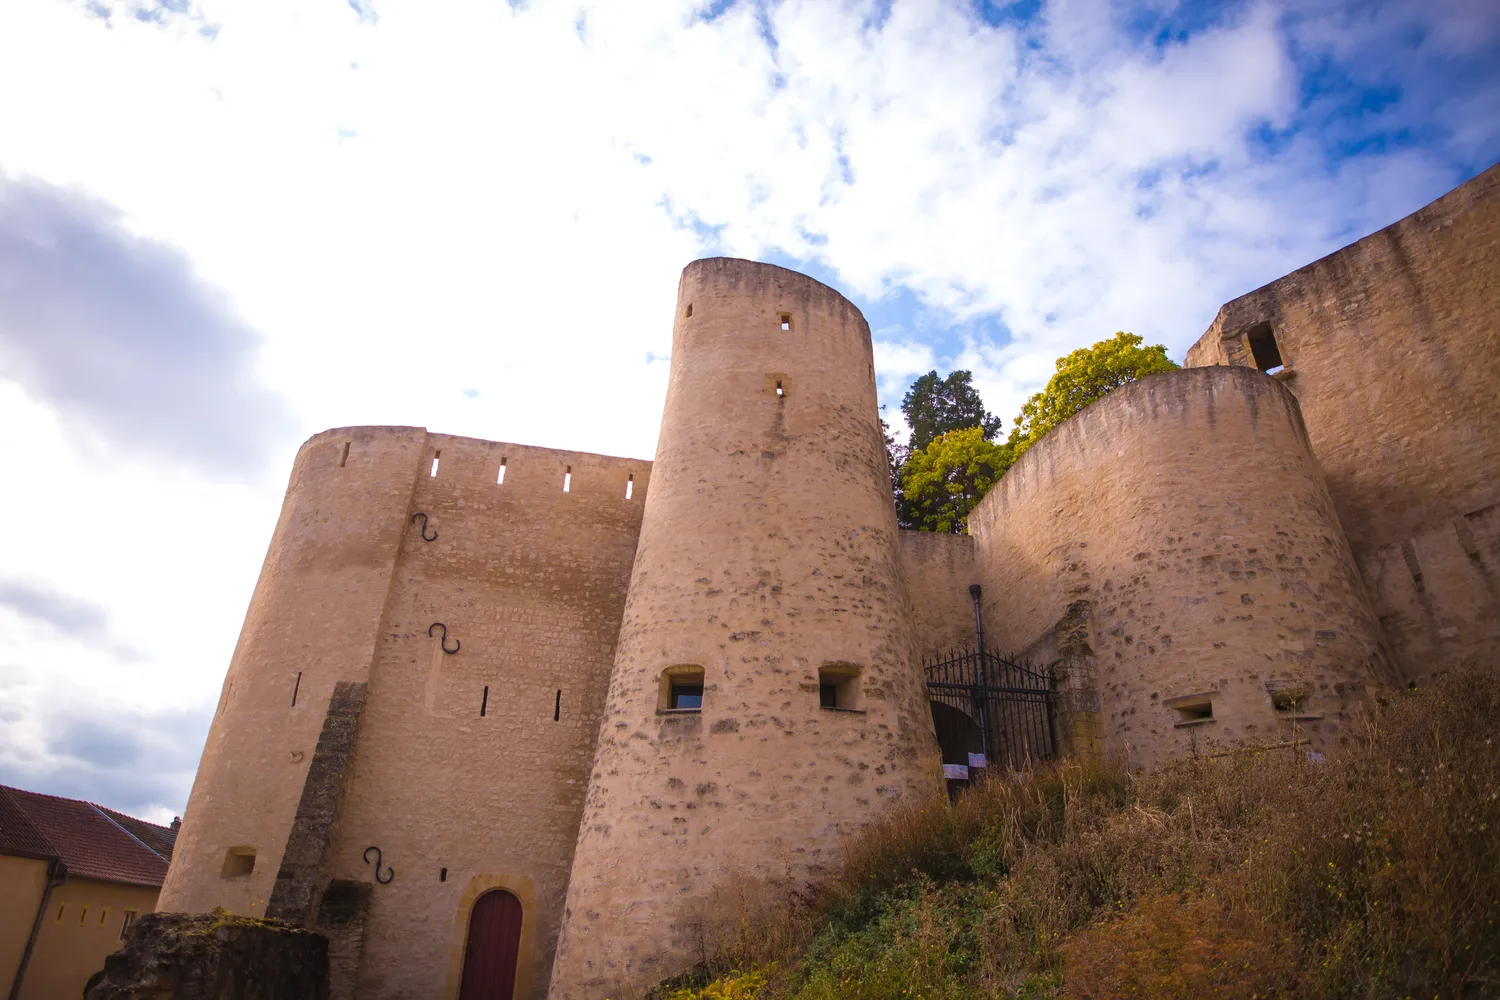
[
  {"x1": 159, "y1": 427, "x2": 651, "y2": 1000},
  {"x1": 1185, "y1": 164, "x2": 1500, "y2": 681},
  {"x1": 899, "y1": 531, "x2": 979, "y2": 659},
  {"x1": 967, "y1": 366, "x2": 1392, "y2": 769},
  {"x1": 548, "y1": 259, "x2": 944, "y2": 999}
]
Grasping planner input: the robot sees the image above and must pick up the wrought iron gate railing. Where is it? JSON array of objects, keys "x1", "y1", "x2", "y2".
[{"x1": 925, "y1": 646, "x2": 1056, "y2": 776}]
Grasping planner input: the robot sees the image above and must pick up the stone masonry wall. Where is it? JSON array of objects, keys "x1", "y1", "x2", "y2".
[
  {"x1": 1184, "y1": 164, "x2": 1500, "y2": 682},
  {"x1": 159, "y1": 427, "x2": 649, "y2": 1000},
  {"x1": 549, "y1": 259, "x2": 945, "y2": 999},
  {"x1": 899, "y1": 531, "x2": 979, "y2": 660},
  {"x1": 327, "y1": 435, "x2": 648, "y2": 1000},
  {"x1": 967, "y1": 367, "x2": 1393, "y2": 770}
]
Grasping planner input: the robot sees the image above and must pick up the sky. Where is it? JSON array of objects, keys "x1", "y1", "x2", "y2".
[{"x1": 0, "y1": 0, "x2": 1496, "y2": 824}]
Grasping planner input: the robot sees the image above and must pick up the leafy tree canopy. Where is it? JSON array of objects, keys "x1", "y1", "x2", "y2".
[
  {"x1": 899, "y1": 426, "x2": 1013, "y2": 534},
  {"x1": 1006, "y1": 331, "x2": 1179, "y2": 461},
  {"x1": 900, "y1": 369, "x2": 1002, "y2": 453}
]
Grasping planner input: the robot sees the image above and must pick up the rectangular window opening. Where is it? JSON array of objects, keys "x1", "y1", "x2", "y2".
[
  {"x1": 339, "y1": 441, "x2": 350, "y2": 468},
  {"x1": 291, "y1": 671, "x2": 302, "y2": 707},
  {"x1": 1246, "y1": 323, "x2": 1284, "y2": 374},
  {"x1": 776, "y1": 380, "x2": 785, "y2": 398},
  {"x1": 563, "y1": 466, "x2": 571, "y2": 493},
  {"x1": 685, "y1": 303, "x2": 693, "y2": 318},
  {"x1": 497, "y1": 458, "x2": 507, "y2": 485},
  {"x1": 430, "y1": 450, "x2": 441, "y2": 477},
  {"x1": 221, "y1": 847, "x2": 256, "y2": 878},
  {"x1": 670, "y1": 683, "x2": 703, "y2": 710},
  {"x1": 440, "y1": 868, "x2": 448, "y2": 882},
  {"x1": 625, "y1": 474, "x2": 634, "y2": 500},
  {"x1": 480, "y1": 685, "x2": 489, "y2": 717},
  {"x1": 818, "y1": 664, "x2": 862, "y2": 710},
  {"x1": 660, "y1": 666, "x2": 705, "y2": 712},
  {"x1": 779, "y1": 313, "x2": 792, "y2": 332},
  {"x1": 1170, "y1": 695, "x2": 1214, "y2": 725},
  {"x1": 1271, "y1": 686, "x2": 1309, "y2": 714},
  {"x1": 119, "y1": 911, "x2": 136, "y2": 941}
]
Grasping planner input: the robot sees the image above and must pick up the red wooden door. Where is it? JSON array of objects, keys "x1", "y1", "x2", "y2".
[{"x1": 459, "y1": 890, "x2": 523, "y2": 1000}]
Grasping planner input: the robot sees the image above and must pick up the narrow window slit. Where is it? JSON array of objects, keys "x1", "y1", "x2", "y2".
[
  {"x1": 480, "y1": 685, "x2": 489, "y2": 717},
  {"x1": 554, "y1": 689, "x2": 561, "y2": 722},
  {"x1": 440, "y1": 868, "x2": 447, "y2": 882},
  {"x1": 291, "y1": 671, "x2": 302, "y2": 707},
  {"x1": 776, "y1": 380, "x2": 785, "y2": 398},
  {"x1": 685, "y1": 303, "x2": 693, "y2": 317},
  {"x1": 339, "y1": 441, "x2": 350, "y2": 468},
  {"x1": 430, "y1": 450, "x2": 441, "y2": 477},
  {"x1": 563, "y1": 466, "x2": 571, "y2": 493},
  {"x1": 497, "y1": 458, "x2": 507, "y2": 485},
  {"x1": 625, "y1": 474, "x2": 634, "y2": 500}
]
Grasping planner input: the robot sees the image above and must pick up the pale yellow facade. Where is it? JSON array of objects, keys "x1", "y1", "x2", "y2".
[
  {"x1": 157, "y1": 167, "x2": 1498, "y2": 1000},
  {"x1": 5, "y1": 874, "x2": 158, "y2": 1000}
]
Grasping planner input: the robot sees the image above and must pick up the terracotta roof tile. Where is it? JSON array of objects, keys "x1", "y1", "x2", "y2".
[
  {"x1": 0, "y1": 787, "x2": 57, "y2": 861},
  {"x1": 0, "y1": 785, "x2": 177, "y2": 888}
]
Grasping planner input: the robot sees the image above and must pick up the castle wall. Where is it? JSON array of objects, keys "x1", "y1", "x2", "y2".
[
  {"x1": 158, "y1": 428, "x2": 649, "y2": 1000},
  {"x1": 967, "y1": 367, "x2": 1392, "y2": 770},
  {"x1": 899, "y1": 531, "x2": 979, "y2": 660},
  {"x1": 1184, "y1": 164, "x2": 1500, "y2": 681},
  {"x1": 160, "y1": 426, "x2": 427, "y2": 916},
  {"x1": 548, "y1": 259, "x2": 944, "y2": 999}
]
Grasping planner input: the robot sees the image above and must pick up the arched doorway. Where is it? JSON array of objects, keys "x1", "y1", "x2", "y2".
[{"x1": 459, "y1": 889, "x2": 523, "y2": 1000}]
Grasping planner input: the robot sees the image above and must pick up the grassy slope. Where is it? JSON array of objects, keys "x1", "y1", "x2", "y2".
[{"x1": 650, "y1": 663, "x2": 1499, "y2": 1000}]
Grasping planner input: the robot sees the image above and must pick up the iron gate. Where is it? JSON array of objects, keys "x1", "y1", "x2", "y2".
[{"x1": 925, "y1": 646, "x2": 1056, "y2": 775}]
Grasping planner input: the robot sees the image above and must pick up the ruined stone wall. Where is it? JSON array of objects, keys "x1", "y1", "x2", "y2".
[
  {"x1": 967, "y1": 367, "x2": 1392, "y2": 770},
  {"x1": 159, "y1": 427, "x2": 649, "y2": 1000},
  {"x1": 1184, "y1": 165, "x2": 1500, "y2": 682},
  {"x1": 549, "y1": 259, "x2": 945, "y2": 999},
  {"x1": 899, "y1": 531, "x2": 979, "y2": 660}
]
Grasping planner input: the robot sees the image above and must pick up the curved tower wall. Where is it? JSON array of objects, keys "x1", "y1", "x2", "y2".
[
  {"x1": 967, "y1": 367, "x2": 1393, "y2": 770},
  {"x1": 159, "y1": 426, "x2": 427, "y2": 916},
  {"x1": 549, "y1": 259, "x2": 944, "y2": 998}
]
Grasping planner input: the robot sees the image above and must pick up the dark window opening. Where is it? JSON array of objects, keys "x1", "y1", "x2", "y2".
[
  {"x1": 291, "y1": 671, "x2": 302, "y2": 707},
  {"x1": 554, "y1": 689, "x2": 561, "y2": 721},
  {"x1": 685, "y1": 303, "x2": 693, "y2": 318},
  {"x1": 818, "y1": 664, "x2": 861, "y2": 710},
  {"x1": 440, "y1": 868, "x2": 448, "y2": 882},
  {"x1": 779, "y1": 313, "x2": 792, "y2": 331},
  {"x1": 480, "y1": 685, "x2": 489, "y2": 717},
  {"x1": 819, "y1": 684, "x2": 837, "y2": 708},
  {"x1": 339, "y1": 441, "x2": 350, "y2": 468},
  {"x1": 1271, "y1": 687, "x2": 1308, "y2": 713},
  {"x1": 1171, "y1": 695, "x2": 1214, "y2": 724},
  {"x1": 670, "y1": 683, "x2": 703, "y2": 710},
  {"x1": 119, "y1": 911, "x2": 136, "y2": 940},
  {"x1": 1247, "y1": 323, "x2": 1284, "y2": 373}
]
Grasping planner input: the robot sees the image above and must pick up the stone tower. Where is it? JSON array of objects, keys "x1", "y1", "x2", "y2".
[{"x1": 548, "y1": 258, "x2": 944, "y2": 998}]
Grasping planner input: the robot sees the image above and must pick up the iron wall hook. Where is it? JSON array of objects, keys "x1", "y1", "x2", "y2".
[
  {"x1": 411, "y1": 512, "x2": 438, "y2": 542},
  {"x1": 428, "y1": 622, "x2": 460, "y2": 654},
  {"x1": 363, "y1": 845, "x2": 394, "y2": 884}
]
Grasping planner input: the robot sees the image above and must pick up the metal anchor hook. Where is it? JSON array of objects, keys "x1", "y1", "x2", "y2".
[
  {"x1": 363, "y1": 845, "x2": 394, "y2": 884},
  {"x1": 428, "y1": 622, "x2": 461, "y2": 654},
  {"x1": 410, "y1": 512, "x2": 438, "y2": 542}
]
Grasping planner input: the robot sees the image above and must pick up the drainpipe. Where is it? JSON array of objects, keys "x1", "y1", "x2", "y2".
[
  {"x1": 969, "y1": 584, "x2": 984, "y2": 651},
  {"x1": 8, "y1": 858, "x2": 65, "y2": 1000}
]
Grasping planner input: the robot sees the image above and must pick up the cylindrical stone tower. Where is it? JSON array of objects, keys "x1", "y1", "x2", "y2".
[
  {"x1": 549, "y1": 258, "x2": 943, "y2": 998},
  {"x1": 967, "y1": 366, "x2": 1397, "y2": 771}
]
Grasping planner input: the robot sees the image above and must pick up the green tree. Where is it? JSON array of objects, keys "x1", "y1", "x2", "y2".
[
  {"x1": 899, "y1": 426, "x2": 1013, "y2": 533},
  {"x1": 900, "y1": 370, "x2": 1002, "y2": 453},
  {"x1": 1006, "y1": 331, "x2": 1179, "y2": 461}
]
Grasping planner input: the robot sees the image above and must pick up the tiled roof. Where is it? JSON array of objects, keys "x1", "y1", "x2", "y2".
[{"x1": 0, "y1": 785, "x2": 178, "y2": 888}]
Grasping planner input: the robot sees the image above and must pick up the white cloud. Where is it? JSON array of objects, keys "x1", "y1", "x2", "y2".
[{"x1": 0, "y1": 0, "x2": 1493, "y2": 815}]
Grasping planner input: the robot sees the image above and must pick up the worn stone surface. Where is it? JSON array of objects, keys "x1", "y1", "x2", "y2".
[
  {"x1": 86, "y1": 911, "x2": 328, "y2": 1000},
  {"x1": 967, "y1": 366, "x2": 1394, "y2": 770},
  {"x1": 267, "y1": 682, "x2": 367, "y2": 926},
  {"x1": 548, "y1": 258, "x2": 944, "y2": 1000},
  {"x1": 1184, "y1": 163, "x2": 1500, "y2": 683},
  {"x1": 899, "y1": 531, "x2": 980, "y2": 659}
]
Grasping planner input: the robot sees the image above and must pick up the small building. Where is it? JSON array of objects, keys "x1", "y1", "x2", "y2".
[{"x1": 0, "y1": 784, "x2": 179, "y2": 1000}]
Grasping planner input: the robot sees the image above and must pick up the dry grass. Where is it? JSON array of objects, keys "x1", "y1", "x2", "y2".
[{"x1": 654, "y1": 659, "x2": 1500, "y2": 999}]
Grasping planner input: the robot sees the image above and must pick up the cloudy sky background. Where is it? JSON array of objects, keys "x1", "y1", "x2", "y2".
[{"x1": 0, "y1": 0, "x2": 1496, "y2": 823}]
